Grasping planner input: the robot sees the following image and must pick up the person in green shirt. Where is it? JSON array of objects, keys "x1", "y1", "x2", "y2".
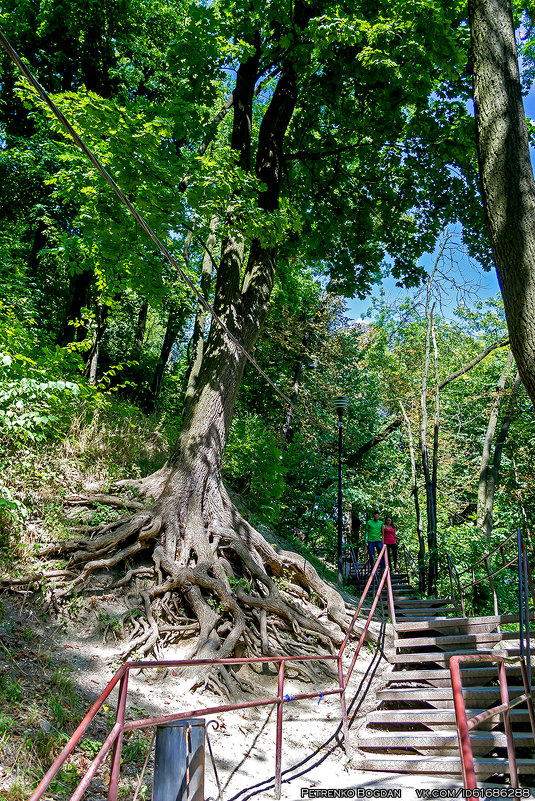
[{"x1": 366, "y1": 511, "x2": 383, "y2": 566}]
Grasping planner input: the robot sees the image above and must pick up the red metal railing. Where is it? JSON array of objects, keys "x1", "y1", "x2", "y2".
[
  {"x1": 29, "y1": 546, "x2": 394, "y2": 801},
  {"x1": 449, "y1": 652, "x2": 535, "y2": 795}
]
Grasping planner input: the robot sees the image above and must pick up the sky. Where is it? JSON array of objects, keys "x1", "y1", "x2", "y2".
[{"x1": 346, "y1": 85, "x2": 535, "y2": 324}]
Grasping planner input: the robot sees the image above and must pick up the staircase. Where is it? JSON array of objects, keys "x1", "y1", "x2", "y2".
[{"x1": 354, "y1": 570, "x2": 535, "y2": 782}]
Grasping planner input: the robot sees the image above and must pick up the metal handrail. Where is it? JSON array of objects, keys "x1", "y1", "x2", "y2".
[
  {"x1": 456, "y1": 531, "x2": 517, "y2": 577},
  {"x1": 444, "y1": 551, "x2": 465, "y2": 617},
  {"x1": 450, "y1": 652, "x2": 535, "y2": 793},
  {"x1": 400, "y1": 543, "x2": 422, "y2": 593},
  {"x1": 30, "y1": 546, "x2": 394, "y2": 801}
]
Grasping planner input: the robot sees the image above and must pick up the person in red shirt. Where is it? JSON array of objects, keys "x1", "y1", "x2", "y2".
[{"x1": 382, "y1": 516, "x2": 398, "y2": 571}]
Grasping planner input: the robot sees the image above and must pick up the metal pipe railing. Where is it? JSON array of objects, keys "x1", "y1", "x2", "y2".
[
  {"x1": 30, "y1": 546, "x2": 391, "y2": 801},
  {"x1": 449, "y1": 652, "x2": 535, "y2": 794}
]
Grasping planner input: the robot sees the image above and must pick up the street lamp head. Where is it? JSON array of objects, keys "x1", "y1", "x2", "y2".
[{"x1": 333, "y1": 396, "x2": 349, "y2": 413}]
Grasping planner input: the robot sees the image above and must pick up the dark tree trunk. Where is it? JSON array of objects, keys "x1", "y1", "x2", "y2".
[
  {"x1": 26, "y1": 220, "x2": 47, "y2": 279},
  {"x1": 150, "y1": 305, "x2": 182, "y2": 407},
  {"x1": 56, "y1": 269, "x2": 93, "y2": 346},
  {"x1": 470, "y1": 0, "x2": 535, "y2": 403},
  {"x1": 132, "y1": 299, "x2": 148, "y2": 363}
]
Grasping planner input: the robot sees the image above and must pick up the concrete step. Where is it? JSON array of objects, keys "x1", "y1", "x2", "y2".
[
  {"x1": 395, "y1": 613, "x2": 532, "y2": 633},
  {"x1": 395, "y1": 630, "x2": 521, "y2": 650},
  {"x1": 387, "y1": 648, "x2": 521, "y2": 664},
  {"x1": 367, "y1": 708, "x2": 534, "y2": 725},
  {"x1": 359, "y1": 731, "x2": 535, "y2": 749},
  {"x1": 376, "y1": 685, "x2": 526, "y2": 702},
  {"x1": 354, "y1": 755, "x2": 535, "y2": 776}
]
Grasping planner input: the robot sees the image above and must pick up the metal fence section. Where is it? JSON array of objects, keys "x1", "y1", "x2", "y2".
[
  {"x1": 28, "y1": 546, "x2": 394, "y2": 801},
  {"x1": 449, "y1": 652, "x2": 535, "y2": 793}
]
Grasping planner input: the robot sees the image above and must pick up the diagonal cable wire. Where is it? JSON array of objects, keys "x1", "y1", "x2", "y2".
[{"x1": 0, "y1": 28, "x2": 297, "y2": 409}]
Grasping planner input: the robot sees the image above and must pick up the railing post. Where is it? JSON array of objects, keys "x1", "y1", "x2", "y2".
[
  {"x1": 108, "y1": 668, "x2": 129, "y2": 801},
  {"x1": 519, "y1": 657, "x2": 535, "y2": 740},
  {"x1": 520, "y1": 537, "x2": 532, "y2": 691},
  {"x1": 518, "y1": 529, "x2": 525, "y2": 662},
  {"x1": 384, "y1": 547, "x2": 396, "y2": 627},
  {"x1": 337, "y1": 656, "x2": 350, "y2": 754},
  {"x1": 498, "y1": 659, "x2": 518, "y2": 788},
  {"x1": 275, "y1": 661, "x2": 285, "y2": 800},
  {"x1": 484, "y1": 556, "x2": 500, "y2": 627},
  {"x1": 450, "y1": 656, "x2": 477, "y2": 792}
]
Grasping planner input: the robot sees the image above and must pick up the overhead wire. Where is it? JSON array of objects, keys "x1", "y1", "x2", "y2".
[{"x1": 0, "y1": 29, "x2": 298, "y2": 411}]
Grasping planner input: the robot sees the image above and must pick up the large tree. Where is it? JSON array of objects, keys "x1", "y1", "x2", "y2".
[
  {"x1": 1, "y1": 0, "x2": 492, "y2": 683},
  {"x1": 469, "y1": 0, "x2": 535, "y2": 403}
]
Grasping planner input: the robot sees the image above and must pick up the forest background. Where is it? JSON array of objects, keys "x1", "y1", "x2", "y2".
[{"x1": 1, "y1": 0, "x2": 534, "y2": 629}]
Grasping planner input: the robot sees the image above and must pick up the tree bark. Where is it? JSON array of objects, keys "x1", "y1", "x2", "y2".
[
  {"x1": 470, "y1": 0, "x2": 535, "y2": 403},
  {"x1": 182, "y1": 215, "x2": 218, "y2": 411}
]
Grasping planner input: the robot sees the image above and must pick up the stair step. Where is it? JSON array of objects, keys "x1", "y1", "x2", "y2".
[
  {"x1": 376, "y1": 686, "x2": 526, "y2": 702},
  {"x1": 385, "y1": 666, "x2": 524, "y2": 682},
  {"x1": 396, "y1": 608, "x2": 460, "y2": 619},
  {"x1": 395, "y1": 613, "x2": 533, "y2": 633},
  {"x1": 367, "y1": 708, "x2": 534, "y2": 725},
  {"x1": 395, "y1": 599, "x2": 453, "y2": 608},
  {"x1": 354, "y1": 755, "x2": 535, "y2": 775},
  {"x1": 388, "y1": 648, "x2": 521, "y2": 664},
  {"x1": 359, "y1": 731, "x2": 535, "y2": 748},
  {"x1": 395, "y1": 631, "x2": 520, "y2": 649}
]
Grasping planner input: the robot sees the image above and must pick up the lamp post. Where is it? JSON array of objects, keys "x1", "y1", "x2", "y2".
[{"x1": 334, "y1": 396, "x2": 349, "y2": 584}]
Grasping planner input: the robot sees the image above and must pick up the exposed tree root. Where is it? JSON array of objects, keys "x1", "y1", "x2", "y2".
[{"x1": 1, "y1": 480, "x2": 366, "y2": 697}]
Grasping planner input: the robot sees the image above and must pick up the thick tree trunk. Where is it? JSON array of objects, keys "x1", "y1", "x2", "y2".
[
  {"x1": 470, "y1": 0, "x2": 535, "y2": 403},
  {"x1": 182, "y1": 216, "x2": 218, "y2": 410}
]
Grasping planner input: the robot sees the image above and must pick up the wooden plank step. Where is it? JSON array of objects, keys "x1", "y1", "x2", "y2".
[
  {"x1": 395, "y1": 610, "x2": 459, "y2": 619},
  {"x1": 367, "y1": 708, "x2": 533, "y2": 725},
  {"x1": 376, "y1": 685, "x2": 526, "y2": 702},
  {"x1": 395, "y1": 631, "x2": 520, "y2": 649},
  {"x1": 354, "y1": 755, "x2": 535, "y2": 775},
  {"x1": 359, "y1": 731, "x2": 535, "y2": 748},
  {"x1": 395, "y1": 598, "x2": 453, "y2": 608},
  {"x1": 385, "y1": 666, "x2": 524, "y2": 682},
  {"x1": 395, "y1": 613, "x2": 532, "y2": 633},
  {"x1": 387, "y1": 647, "x2": 521, "y2": 664}
]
